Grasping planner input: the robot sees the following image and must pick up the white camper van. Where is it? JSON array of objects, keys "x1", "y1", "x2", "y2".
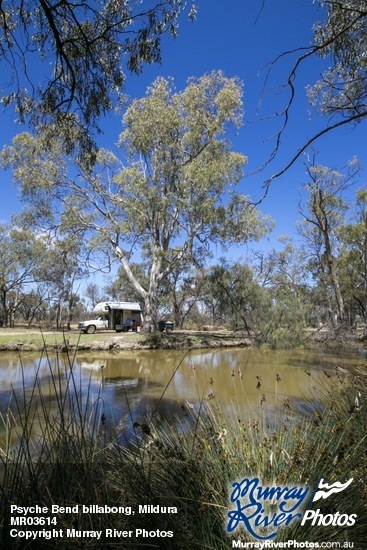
[{"x1": 78, "y1": 301, "x2": 143, "y2": 334}]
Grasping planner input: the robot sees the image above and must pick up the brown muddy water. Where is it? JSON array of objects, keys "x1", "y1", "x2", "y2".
[{"x1": 0, "y1": 346, "x2": 365, "y2": 446}]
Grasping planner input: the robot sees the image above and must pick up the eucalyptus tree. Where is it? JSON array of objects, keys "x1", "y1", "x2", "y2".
[
  {"x1": 202, "y1": 260, "x2": 266, "y2": 335},
  {"x1": 309, "y1": 1, "x2": 367, "y2": 126},
  {"x1": 0, "y1": 225, "x2": 45, "y2": 326},
  {"x1": 0, "y1": 0, "x2": 196, "y2": 153},
  {"x1": 299, "y1": 155, "x2": 360, "y2": 325},
  {"x1": 17, "y1": 290, "x2": 48, "y2": 327},
  {"x1": 338, "y1": 188, "x2": 367, "y2": 324},
  {"x1": 84, "y1": 283, "x2": 108, "y2": 311},
  {"x1": 202, "y1": 246, "x2": 310, "y2": 347},
  {"x1": 105, "y1": 260, "x2": 203, "y2": 328},
  {"x1": 37, "y1": 236, "x2": 88, "y2": 329},
  {"x1": 265, "y1": 0, "x2": 367, "y2": 183},
  {"x1": 105, "y1": 263, "x2": 148, "y2": 304},
  {"x1": 1, "y1": 72, "x2": 272, "y2": 331},
  {"x1": 159, "y1": 263, "x2": 206, "y2": 328},
  {"x1": 259, "y1": 240, "x2": 312, "y2": 346}
]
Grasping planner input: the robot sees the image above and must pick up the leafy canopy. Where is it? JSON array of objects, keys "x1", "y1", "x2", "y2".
[
  {"x1": 263, "y1": 0, "x2": 367, "y2": 184},
  {"x1": 0, "y1": 0, "x2": 196, "y2": 153},
  {"x1": 310, "y1": 0, "x2": 367, "y2": 121},
  {"x1": 1, "y1": 71, "x2": 272, "y2": 328}
]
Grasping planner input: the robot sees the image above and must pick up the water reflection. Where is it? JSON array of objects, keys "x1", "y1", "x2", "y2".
[{"x1": 0, "y1": 347, "x2": 362, "y2": 447}]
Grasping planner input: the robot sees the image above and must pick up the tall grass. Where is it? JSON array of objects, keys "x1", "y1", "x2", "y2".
[{"x1": 0, "y1": 347, "x2": 366, "y2": 549}]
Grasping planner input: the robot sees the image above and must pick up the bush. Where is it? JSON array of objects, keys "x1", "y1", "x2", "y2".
[{"x1": 0, "y1": 351, "x2": 366, "y2": 548}]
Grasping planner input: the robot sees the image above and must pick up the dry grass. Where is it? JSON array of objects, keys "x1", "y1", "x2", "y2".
[
  {"x1": 0, "y1": 327, "x2": 252, "y2": 351},
  {"x1": 0, "y1": 347, "x2": 366, "y2": 548}
]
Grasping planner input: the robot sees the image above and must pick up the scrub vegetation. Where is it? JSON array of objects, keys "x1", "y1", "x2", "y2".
[
  {"x1": 0, "y1": 350, "x2": 366, "y2": 548},
  {"x1": 1, "y1": 3, "x2": 367, "y2": 546}
]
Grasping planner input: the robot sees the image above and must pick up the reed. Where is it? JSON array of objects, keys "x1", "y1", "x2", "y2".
[{"x1": 0, "y1": 347, "x2": 366, "y2": 548}]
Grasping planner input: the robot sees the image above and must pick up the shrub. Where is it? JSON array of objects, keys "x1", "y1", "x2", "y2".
[{"x1": 0, "y1": 351, "x2": 366, "y2": 548}]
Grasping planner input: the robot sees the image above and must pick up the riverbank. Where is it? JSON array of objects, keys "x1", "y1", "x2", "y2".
[{"x1": 0, "y1": 327, "x2": 254, "y2": 352}]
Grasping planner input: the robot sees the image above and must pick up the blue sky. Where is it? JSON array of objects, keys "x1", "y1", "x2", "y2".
[{"x1": 1, "y1": 0, "x2": 366, "y2": 259}]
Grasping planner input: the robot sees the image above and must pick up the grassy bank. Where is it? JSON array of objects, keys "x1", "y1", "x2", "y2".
[
  {"x1": 0, "y1": 327, "x2": 252, "y2": 352},
  {"x1": 0, "y1": 350, "x2": 366, "y2": 549}
]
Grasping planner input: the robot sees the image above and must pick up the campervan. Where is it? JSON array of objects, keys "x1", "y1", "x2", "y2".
[{"x1": 78, "y1": 301, "x2": 143, "y2": 334}]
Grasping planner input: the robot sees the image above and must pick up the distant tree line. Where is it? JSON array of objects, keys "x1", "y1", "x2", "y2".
[
  {"x1": 1, "y1": 0, "x2": 367, "y2": 340},
  {"x1": 1, "y1": 154, "x2": 366, "y2": 346},
  {"x1": 1, "y1": 72, "x2": 271, "y2": 332},
  {"x1": 0, "y1": 227, "x2": 88, "y2": 329}
]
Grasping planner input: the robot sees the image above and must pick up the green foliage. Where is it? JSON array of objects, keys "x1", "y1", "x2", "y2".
[
  {"x1": 0, "y1": 223, "x2": 88, "y2": 328},
  {"x1": 337, "y1": 187, "x2": 367, "y2": 323},
  {"x1": 159, "y1": 265, "x2": 206, "y2": 328},
  {"x1": 201, "y1": 246, "x2": 310, "y2": 347},
  {"x1": 105, "y1": 263, "x2": 149, "y2": 304},
  {"x1": 309, "y1": 1, "x2": 367, "y2": 122},
  {"x1": 0, "y1": 352, "x2": 366, "y2": 547},
  {"x1": 1, "y1": 72, "x2": 272, "y2": 331},
  {"x1": 202, "y1": 260, "x2": 269, "y2": 335},
  {"x1": 0, "y1": 0, "x2": 196, "y2": 153},
  {"x1": 265, "y1": 2, "x2": 367, "y2": 181},
  {"x1": 115, "y1": 71, "x2": 266, "y2": 252},
  {"x1": 299, "y1": 155, "x2": 360, "y2": 325},
  {"x1": 0, "y1": 225, "x2": 46, "y2": 326}
]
